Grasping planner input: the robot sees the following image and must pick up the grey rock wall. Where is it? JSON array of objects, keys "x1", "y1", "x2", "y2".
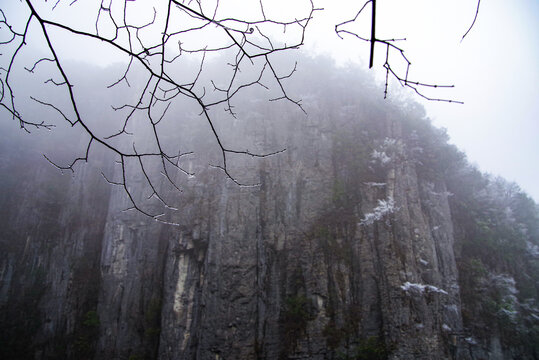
[{"x1": 1, "y1": 92, "x2": 535, "y2": 359}]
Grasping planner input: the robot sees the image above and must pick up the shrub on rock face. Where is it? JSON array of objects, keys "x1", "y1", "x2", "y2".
[
  {"x1": 282, "y1": 295, "x2": 314, "y2": 334},
  {"x1": 336, "y1": 336, "x2": 388, "y2": 360}
]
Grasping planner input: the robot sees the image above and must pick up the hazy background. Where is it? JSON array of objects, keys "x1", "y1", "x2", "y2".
[
  {"x1": 302, "y1": 0, "x2": 539, "y2": 201},
  {"x1": 2, "y1": 0, "x2": 538, "y2": 200}
]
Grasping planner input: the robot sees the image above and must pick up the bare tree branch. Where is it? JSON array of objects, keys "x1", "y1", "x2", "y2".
[
  {"x1": 369, "y1": 0, "x2": 376, "y2": 68},
  {"x1": 462, "y1": 0, "x2": 481, "y2": 41},
  {"x1": 0, "y1": 0, "x2": 319, "y2": 219},
  {"x1": 335, "y1": 0, "x2": 463, "y2": 103},
  {"x1": 0, "y1": 0, "x2": 478, "y2": 219}
]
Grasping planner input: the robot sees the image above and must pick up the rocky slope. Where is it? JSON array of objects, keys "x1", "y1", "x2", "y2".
[{"x1": 1, "y1": 60, "x2": 537, "y2": 359}]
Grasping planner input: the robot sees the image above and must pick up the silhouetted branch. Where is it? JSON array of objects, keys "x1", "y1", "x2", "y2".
[
  {"x1": 43, "y1": 137, "x2": 93, "y2": 173},
  {"x1": 369, "y1": 0, "x2": 376, "y2": 68},
  {"x1": 0, "y1": 0, "x2": 477, "y2": 219},
  {"x1": 462, "y1": 0, "x2": 481, "y2": 41},
  {"x1": 0, "y1": 0, "x2": 318, "y2": 218},
  {"x1": 24, "y1": 58, "x2": 55, "y2": 73},
  {"x1": 381, "y1": 43, "x2": 463, "y2": 104},
  {"x1": 335, "y1": 0, "x2": 463, "y2": 103}
]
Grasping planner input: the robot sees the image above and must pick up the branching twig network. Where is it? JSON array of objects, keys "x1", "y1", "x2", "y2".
[
  {"x1": 335, "y1": 0, "x2": 465, "y2": 104},
  {"x1": 0, "y1": 0, "x2": 480, "y2": 220},
  {"x1": 0, "y1": 0, "x2": 320, "y2": 222}
]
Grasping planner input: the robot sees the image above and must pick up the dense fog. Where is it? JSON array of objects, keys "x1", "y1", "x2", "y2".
[{"x1": 1, "y1": 1, "x2": 538, "y2": 359}]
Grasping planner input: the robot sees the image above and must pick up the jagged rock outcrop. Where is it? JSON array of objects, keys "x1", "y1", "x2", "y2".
[{"x1": 1, "y1": 60, "x2": 537, "y2": 360}]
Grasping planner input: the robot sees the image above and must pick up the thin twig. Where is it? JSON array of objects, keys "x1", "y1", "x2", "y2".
[{"x1": 462, "y1": 0, "x2": 481, "y2": 41}]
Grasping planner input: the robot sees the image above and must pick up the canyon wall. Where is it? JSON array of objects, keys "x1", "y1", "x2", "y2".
[{"x1": 1, "y1": 65, "x2": 537, "y2": 359}]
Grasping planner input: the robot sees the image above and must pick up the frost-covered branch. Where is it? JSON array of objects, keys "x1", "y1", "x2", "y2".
[
  {"x1": 360, "y1": 196, "x2": 396, "y2": 225},
  {"x1": 400, "y1": 281, "x2": 448, "y2": 295}
]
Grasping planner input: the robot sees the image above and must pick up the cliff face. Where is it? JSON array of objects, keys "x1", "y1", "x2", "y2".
[{"x1": 1, "y1": 64, "x2": 537, "y2": 360}]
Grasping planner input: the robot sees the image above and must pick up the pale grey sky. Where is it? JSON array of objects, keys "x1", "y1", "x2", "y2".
[
  {"x1": 422, "y1": 0, "x2": 539, "y2": 202},
  {"x1": 302, "y1": 0, "x2": 539, "y2": 201}
]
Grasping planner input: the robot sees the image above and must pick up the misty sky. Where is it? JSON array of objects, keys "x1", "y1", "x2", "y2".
[
  {"x1": 302, "y1": 0, "x2": 539, "y2": 201},
  {"x1": 2, "y1": 0, "x2": 538, "y2": 201}
]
